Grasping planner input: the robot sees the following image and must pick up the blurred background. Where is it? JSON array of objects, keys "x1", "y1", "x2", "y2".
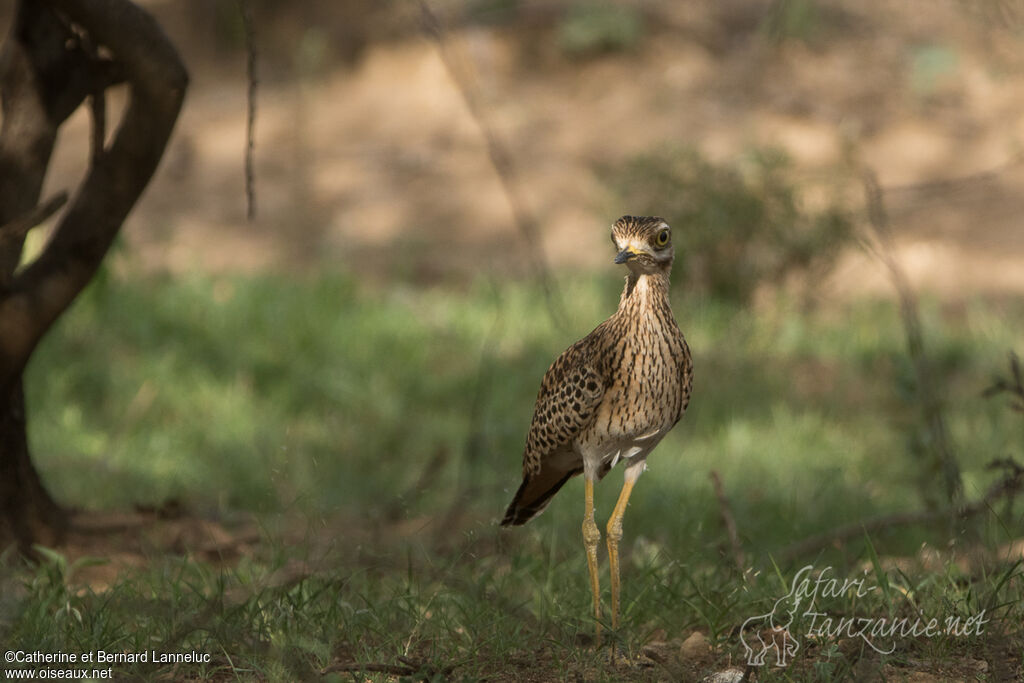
[
  {"x1": 33, "y1": 0, "x2": 1024, "y2": 289},
  {"x1": 4, "y1": 1, "x2": 1024, "y2": 678},
  {"x1": 18, "y1": 0, "x2": 1024, "y2": 584}
]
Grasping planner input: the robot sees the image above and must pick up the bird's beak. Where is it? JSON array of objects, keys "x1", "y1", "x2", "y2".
[{"x1": 614, "y1": 247, "x2": 641, "y2": 264}]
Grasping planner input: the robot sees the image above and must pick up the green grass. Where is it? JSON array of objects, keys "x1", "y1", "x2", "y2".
[{"x1": 2, "y1": 265, "x2": 1022, "y2": 680}]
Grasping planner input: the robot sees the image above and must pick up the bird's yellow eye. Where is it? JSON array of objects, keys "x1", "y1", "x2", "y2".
[{"x1": 655, "y1": 229, "x2": 670, "y2": 247}]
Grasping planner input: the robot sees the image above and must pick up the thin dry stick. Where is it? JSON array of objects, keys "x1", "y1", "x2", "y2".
[
  {"x1": 780, "y1": 458, "x2": 1022, "y2": 561},
  {"x1": 321, "y1": 662, "x2": 416, "y2": 676},
  {"x1": 882, "y1": 151, "x2": 1023, "y2": 198},
  {"x1": 709, "y1": 470, "x2": 744, "y2": 573},
  {"x1": 862, "y1": 171, "x2": 963, "y2": 511},
  {"x1": 417, "y1": 0, "x2": 566, "y2": 329},
  {"x1": 983, "y1": 352, "x2": 1024, "y2": 412},
  {"x1": 237, "y1": 0, "x2": 257, "y2": 220},
  {"x1": 387, "y1": 446, "x2": 449, "y2": 520},
  {"x1": 321, "y1": 658, "x2": 455, "y2": 678}
]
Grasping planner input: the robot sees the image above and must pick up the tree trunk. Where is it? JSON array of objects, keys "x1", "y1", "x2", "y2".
[
  {"x1": 0, "y1": 381, "x2": 66, "y2": 549},
  {"x1": 0, "y1": 3, "x2": 66, "y2": 552},
  {"x1": 0, "y1": 0, "x2": 187, "y2": 552}
]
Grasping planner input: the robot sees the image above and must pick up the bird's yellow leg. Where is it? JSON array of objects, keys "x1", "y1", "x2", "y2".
[
  {"x1": 582, "y1": 477, "x2": 602, "y2": 643},
  {"x1": 607, "y1": 466, "x2": 641, "y2": 631}
]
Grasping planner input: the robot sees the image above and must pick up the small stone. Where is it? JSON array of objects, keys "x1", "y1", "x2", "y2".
[
  {"x1": 701, "y1": 668, "x2": 745, "y2": 683},
  {"x1": 640, "y1": 641, "x2": 671, "y2": 664},
  {"x1": 968, "y1": 658, "x2": 989, "y2": 673},
  {"x1": 679, "y1": 631, "x2": 711, "y2": 659}
]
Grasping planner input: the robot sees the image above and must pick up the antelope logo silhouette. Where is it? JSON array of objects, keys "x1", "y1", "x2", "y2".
[{"x1": 740, "y1": 572, "x2": 805, "y2": 667}]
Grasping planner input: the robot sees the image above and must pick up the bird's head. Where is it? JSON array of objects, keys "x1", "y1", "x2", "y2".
[{"x1": 610, "y1": 215, "x2": 674, "y2": 275}]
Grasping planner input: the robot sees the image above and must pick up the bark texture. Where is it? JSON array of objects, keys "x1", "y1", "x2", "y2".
[{"x1": 0, "y1": 0, "x2": 187, "y2": 551}]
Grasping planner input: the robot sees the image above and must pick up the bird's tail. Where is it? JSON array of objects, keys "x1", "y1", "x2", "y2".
[{"x1": 501, "y1": 465, "x2": 583, "y2": 526}]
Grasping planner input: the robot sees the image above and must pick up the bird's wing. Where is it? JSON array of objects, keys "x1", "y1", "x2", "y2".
[{"x1": 521, "y1": 337, "x2": 606, "y2": 476}]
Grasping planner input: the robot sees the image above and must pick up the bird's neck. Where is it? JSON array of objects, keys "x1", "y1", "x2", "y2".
[{"x1": 618, "y1": 270, "x2": 671, "y2": 313}]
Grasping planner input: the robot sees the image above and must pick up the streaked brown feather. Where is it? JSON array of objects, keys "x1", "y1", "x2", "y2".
[{"x1": 501, "y1": 216, "x2": 693, "y2": 526}]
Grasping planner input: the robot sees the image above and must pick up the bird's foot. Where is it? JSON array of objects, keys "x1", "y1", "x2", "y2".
[
  {"x1": 602, "y1": 632, "x2": 629, "y2": 665},
  {"x1": 605, "y1": 642, "x2": 653, "y2": 670},
  {"x1": 606, "y1": 642, "x2": 627, "y2": 666}
]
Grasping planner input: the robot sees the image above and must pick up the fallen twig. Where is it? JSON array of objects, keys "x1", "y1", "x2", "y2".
[
  {"x1": 781, "y1": 457, "x2": 1024, "y2": 562},
  {"x1": 321, "y1": 662, "x2": 416, "y2": 676},
  {"x1": 321, "y1": 657, "x2": 455, "y2": 678}
]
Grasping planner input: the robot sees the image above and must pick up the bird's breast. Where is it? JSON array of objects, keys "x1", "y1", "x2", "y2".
[{"x1": 579, "y1": 315, "x2": 684, "y2": 464}]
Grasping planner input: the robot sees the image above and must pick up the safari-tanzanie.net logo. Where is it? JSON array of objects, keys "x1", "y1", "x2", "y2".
[{"x1": 741, "y1": 565, "x2": 989, "y2": 667}]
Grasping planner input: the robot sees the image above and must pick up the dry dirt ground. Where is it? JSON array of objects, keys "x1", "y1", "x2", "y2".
[
  {"x1": 25, "y1": 0, "x2": 1024, "y2": 298},
  {"x1": 43, "y1": 509, "x2": 1024, "y2": 683}
]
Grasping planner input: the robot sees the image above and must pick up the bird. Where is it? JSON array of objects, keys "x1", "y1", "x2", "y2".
[{"x1": 501, "y1": 215, "x2": 693, "y2": 642}]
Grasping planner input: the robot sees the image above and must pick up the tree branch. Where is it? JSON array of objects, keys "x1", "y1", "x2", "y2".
[
  {"x1": 862, "y1": 171, "x2": 963, "y2": 511},
  {"x1": 417, "y1": 0, "x2": 566, "y2": 329},
  {"x1": 0, "y1": 193, "x2": 67, "y2": 256},
  {"x1": 0, "y1": 0, "x2": 187, "y2": 389},
  {"x1": 237, "y1": 0, "x2": 258, "y2": 221},
  {"x1": 0, "y1": 4, "x2": 69, "y2": 277}
]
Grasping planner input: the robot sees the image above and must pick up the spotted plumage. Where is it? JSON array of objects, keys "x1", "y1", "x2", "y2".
[
  {"x1": 500, "y1": 215, "x2": 693, "y2": 640},
  {"x1": 502, "y1": 215, "x2": 692, "y2": 526}
]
